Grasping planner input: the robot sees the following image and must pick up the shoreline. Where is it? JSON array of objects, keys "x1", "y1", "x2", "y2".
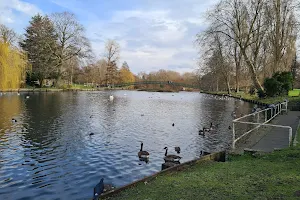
[{"x1": 0, "y1": 88, "x2": 199, "y2": 93}]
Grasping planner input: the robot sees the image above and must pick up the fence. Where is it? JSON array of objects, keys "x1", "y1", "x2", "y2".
[{"x1": 232, "y1": 101, "x2": 292, "y2": 149}]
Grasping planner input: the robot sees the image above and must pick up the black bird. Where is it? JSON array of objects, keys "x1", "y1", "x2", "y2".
[
  {"x1": 228, "y1": 126, "x2": 232, "y2": 130},
  {"x1": 89, "y1": 133, "x2": 95, "y2": 136},
  {"x1": 172, "y1": 123, "x2": 175, "y2": 126},
  {"x1": 175, "y1": 147, "x2": 181, "y2": 154},
  {"x1": 93, "y1": 178, "x2": 104, "y2": 200}
]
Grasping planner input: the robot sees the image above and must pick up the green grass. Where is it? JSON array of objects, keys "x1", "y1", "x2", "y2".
[
  {"x1": 289, "y1": 90, "x2": 300, "y2": 97},
  {"x1": 69, "y1": 84, "x2": 94, "y2": 89},
  {"x1": 296, "y1": 125, "x2": 300, "y2": 147},
  {"x1": 106, "y1": 148, "x2": 300, "y2": 200}
]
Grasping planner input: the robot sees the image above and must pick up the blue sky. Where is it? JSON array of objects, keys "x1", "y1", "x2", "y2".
[{"x1": 0, "y1": 0, "x2": 218, "y2": 74}]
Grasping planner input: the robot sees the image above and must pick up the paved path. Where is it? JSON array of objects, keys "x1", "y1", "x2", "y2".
[{"x1": 251, "y1": 111, "x2": 300, "y2": 152}]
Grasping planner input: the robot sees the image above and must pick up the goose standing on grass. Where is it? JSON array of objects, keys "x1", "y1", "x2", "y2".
[
  {"x1": 93, "y1": 178, "x2": 104, "y2": 200},
  {"x1": 175, "y1": 147, "x2": 181, "y2": 154},
  {"x1": 163, "y1": 147, "x2": 181, "y2": 162},
  {"x1": 138, "y1": 142, "x2": 150, "y2": 159}
]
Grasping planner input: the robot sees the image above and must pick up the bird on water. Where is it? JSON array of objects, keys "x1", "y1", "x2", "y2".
[
  {"x1": 93, "y1": 178, "x2": 104, "y2": 200},
  {"x1": 163, "y1": 147, "x2": 181, "y2": 163},
  {"x1": 138, "y1": 142, "x2": 150, "y2": 159},
  {"x1": 175, "y1": 146, "x2": 181, "y2": 154}
]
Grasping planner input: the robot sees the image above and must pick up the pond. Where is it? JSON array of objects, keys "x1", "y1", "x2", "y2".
[{"x1": 0, "y1": 91, "x2": 254, "y2": 200}]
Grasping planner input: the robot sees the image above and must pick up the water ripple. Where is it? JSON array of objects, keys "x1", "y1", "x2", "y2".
[{"x1": 0, "y1": 91, "x2": 254, "y2": 199}]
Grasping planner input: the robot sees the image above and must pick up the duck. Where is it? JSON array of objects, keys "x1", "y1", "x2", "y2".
[
  {"x1": 163, "y1": 147, "x2": 181, "y2": 163},
  {"x1": 174, "y1": 147, "x2": 181, "y2": 154},
  {"x1": 109, "y1": 95, "x2": 114, "y2": 101},
  {"x1": 26, "y1": 96, "x2": 30, "y2": 99},
  {"x1": 228, "y1": 126, "x2": 232, "y2": 130},
  {"x1": 138, "y1": 142, "x2": 150, "y2": 159},
  {"x1": 172, "y1": 123, "x2": 175, "y2": 127},
  {"x1": 89, "y1": 132, "x2": 95, "y2": 136},
  {"x1": 203, "y1": 123, "x2": 213, "y2": 132},
  {"x1": 93, "y1": 178, "x2": 104, "y2": 200},
  {"x1": 11, "y1": 118, "x2": 17, "y2": 123},
  {"x1": 199, "y1": 128, "x2": 206, "y2": 136}
]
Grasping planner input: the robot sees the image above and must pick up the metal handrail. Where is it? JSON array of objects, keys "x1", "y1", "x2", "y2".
[{"x1": 232, "y1": 101, "x2": 290, "y2": 149}]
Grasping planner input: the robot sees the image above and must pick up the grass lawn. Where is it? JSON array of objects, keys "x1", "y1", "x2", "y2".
[{"x1": 106, "y1": 146, "x2": 300, "y2": 200}]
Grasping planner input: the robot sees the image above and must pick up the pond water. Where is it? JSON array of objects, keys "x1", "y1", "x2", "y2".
[{"x1": 0, "y1": 91, "x2": 254, "y2": 200}]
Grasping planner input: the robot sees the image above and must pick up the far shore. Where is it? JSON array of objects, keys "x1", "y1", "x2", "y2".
[{"x1": 0, "y1": 87, "x2": 199, "y2": 93}]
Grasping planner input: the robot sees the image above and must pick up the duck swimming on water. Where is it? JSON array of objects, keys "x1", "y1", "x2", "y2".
[{"x1": 174, "y1": 147, "x2": 181, "y2": 154}]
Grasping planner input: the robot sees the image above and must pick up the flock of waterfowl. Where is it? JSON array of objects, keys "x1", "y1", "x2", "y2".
[{"x1": 137, "y1": 142, "x2": 182, "y2": 163}]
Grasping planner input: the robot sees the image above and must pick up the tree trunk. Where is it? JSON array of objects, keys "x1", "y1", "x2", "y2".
[
  {"x1": 39, "y1": 78, "x2": 44, "y2": 88},
  {"x1": 241, "y1": 49, "x2": 264, "y2": 91},
  {"x1": 226, "y1": 77, "x2": 231, "y2": 94}
]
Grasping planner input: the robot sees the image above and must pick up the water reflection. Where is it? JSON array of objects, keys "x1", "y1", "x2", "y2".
[{"x1": 0, "y1": 91, "x2": 254, "y2": 200}]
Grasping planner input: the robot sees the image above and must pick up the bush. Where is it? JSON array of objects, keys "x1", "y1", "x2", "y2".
[
  {"x1": 257, "y1": 89, "x2": 266, "y2": 98},
  {"x1": 264, "y1": 72, "x2": 293, "y2": 97},
  {"x1": 249, "y1": 86, "x2": 256, "y2": 95}
]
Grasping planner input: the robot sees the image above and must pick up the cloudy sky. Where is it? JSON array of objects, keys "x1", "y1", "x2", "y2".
[{"x1": 0, "y1": 0, "x2": 218, "y2": 74}]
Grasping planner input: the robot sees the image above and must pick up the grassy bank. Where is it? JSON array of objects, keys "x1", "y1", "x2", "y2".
[
  {"x1": 203, "y1": 91, "x2": 300, "y2": 105},
  {"x1": 105, "y1": 145, "x2": 300, "y2": 200}
]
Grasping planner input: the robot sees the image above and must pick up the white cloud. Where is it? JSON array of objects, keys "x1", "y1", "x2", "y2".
[
  {"x1": 0, "y1": 0, "x2": 219, "y2": 74},
  {"x1": 87, "y1": 6, "x2": 210, "y2": 74},
  {"x1": 0, "y1": 0, "x2": 42, "y2": 31}
]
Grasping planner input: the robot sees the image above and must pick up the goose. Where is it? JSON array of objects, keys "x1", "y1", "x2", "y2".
[
  {"x1": 163, "y1": 147, "x2": 181, "y2": 162},
  {"x1": 17, "y1": 93, "x2": 20, "y2": 96},
  {"x1": 26, "y1": 96, "x2": 30, "y2": 99},
  {"x1": 93, "y1": 178, "x2": 104, "y2": 200},
  {"x1": 174, "y1": 147, "x2": 181, "y2": 154},
  {"x1": 109, "y1": 95, "x2": 114, "y2": 101},
  {"x1": 11, "y1": 118, "x2": 17, "y2": 123},
  {"x1": 138, "y1": 142, "x2": 149, "y2": 159}
]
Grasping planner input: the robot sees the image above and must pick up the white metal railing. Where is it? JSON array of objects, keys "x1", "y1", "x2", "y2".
[{"x1": 232, "y1": 101, "x2": 291, "y2": 149}]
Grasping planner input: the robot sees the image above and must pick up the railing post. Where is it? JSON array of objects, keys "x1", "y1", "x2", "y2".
[
  {"x1": 232, "y1": 122, "x2": 236, "y2": 149},
  {"x1": 289, "y1": 128, "x2": 292, "y2": 147},
  {"x1": 271, "y1": 108, "x2": 273, "y2": 118},
  {"x1": 265, "y1": 109, "x2": 267, "y2": 122}
]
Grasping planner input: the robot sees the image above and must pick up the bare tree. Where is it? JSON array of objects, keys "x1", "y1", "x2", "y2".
[
  {"x1": 199, "y1": 0, "x2": 269, "y2": 91},
  {"x1": 104, "y1": 39, "x2": 120, "y2": 85},
  {"x1": 266, "y1": 0, "x2": 298, "y2": 74},
  {"x1": 50, "y1": 12, "x2": 92, "y2": 84},
  {"x1": 0, "y1": 24, "x2": 17, "y2": 45}
]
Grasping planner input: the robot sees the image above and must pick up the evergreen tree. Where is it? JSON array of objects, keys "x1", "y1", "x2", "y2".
[{"x1": 20, "y1": 14, "x2": 58, "y2": 87}]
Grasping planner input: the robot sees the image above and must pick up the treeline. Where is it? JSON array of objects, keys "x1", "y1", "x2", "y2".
[
  {"x1": 0, "y1": 12, "x2": 198, "y2": 91},
  {"x1": 0, "y1": 12, "x2": 137, "y2": 90},
  {"x1": 197, "y1": 0, "x2": 300, "y2": 94}
]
